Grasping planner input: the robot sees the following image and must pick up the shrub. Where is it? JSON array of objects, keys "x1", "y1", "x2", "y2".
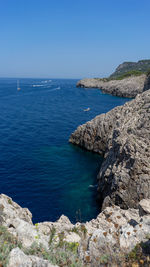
[
  {"x1": 0, "y1": 226, "x2": 22, "y2": 267},
  {"x1": 49, "y1": 226, "x2": 56, "y2": 246},
  {"x1": 25, "y1": 241, "x2": 83, "y2": 267},
  {"x1": 114, "y1": 70, "x2": 144, "y2": 80}
]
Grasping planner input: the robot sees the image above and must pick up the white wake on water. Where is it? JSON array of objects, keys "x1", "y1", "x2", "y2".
[
  {"x1": 88, "y1": 184, "x2": 98, "y2": 188},
  {"x1": 50, "y1": 86, "x2": 61, "y2": 91},
  {"x1": 32, "y1": 84, "x2": 44, "y2": 87},
  {"x1": 40, "y1": 80, "x2": 52, "y2": 84}
]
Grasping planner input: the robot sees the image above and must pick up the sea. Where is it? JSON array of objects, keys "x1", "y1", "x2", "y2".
[{"x1": 0, "y1": 78, "x2": 129, "y2": 223}]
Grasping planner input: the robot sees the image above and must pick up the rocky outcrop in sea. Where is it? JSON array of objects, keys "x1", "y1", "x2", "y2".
[
  {"x1": 1, "y1": 194, "x2": 150, "y2": 266},
  {"x1": 77, "y1": 74, "x2": 146, "y2": 98},
  {"x1": 69, "y1": 89, "x2": 150, "y2": 211}
]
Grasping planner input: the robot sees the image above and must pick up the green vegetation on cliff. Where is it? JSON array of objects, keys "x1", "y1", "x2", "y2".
[
  {"x1": 1, "y1": 224, "x2": 150, "y2": 267},
  {"x1": 110, "y1": 59, "x2": 150, "y2": 78},
  {"x1": 112, "y1": 70, "x2": 145, "y2": 80},
  {"x1": 94, "y1": 70, "x2": 145, "y2": 82},
  {"x1": 94, "y1": 68, "x2": 150, "y2": 82}
]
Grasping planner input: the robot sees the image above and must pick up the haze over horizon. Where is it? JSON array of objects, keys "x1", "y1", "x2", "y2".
[{"x1": 0, "y1": 0, "x2": 150, "y2": 79}]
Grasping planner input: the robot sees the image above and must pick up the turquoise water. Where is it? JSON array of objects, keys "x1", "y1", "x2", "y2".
[{"x1": 0, "y1": 78, "x2": 129, "y2": 223}]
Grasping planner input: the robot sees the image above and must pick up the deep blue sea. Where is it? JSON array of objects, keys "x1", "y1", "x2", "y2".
[{"x1": 0, "y1": 78, "x2": 129, "y2": 223}]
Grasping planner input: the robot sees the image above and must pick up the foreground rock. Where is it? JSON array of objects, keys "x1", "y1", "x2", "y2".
[
  {"x1": 70, "y1": 90, "x2": 150, "y2": 210},
  {"x1": 139, "y1": 199, "x2": 150, "y2": 216},
  {"x1": 1, "y1": 194, "x2": 150, "y2": 266},
  {"x1": 77, "y1": 74, "x2": 146, "y2": 98},
  {"x1": 8, "y1": 248, "x2": 57, "y2": 267}
]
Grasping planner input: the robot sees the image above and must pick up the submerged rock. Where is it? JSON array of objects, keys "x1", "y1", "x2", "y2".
[
  {"x1": 70, "y1": 89, "x2": 150, "y2": 210},
  {"x1": 77, "y1": 74, "x2": 146, "y2": 98}
]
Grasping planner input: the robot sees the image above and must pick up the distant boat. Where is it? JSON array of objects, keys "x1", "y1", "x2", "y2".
[
  {"x1": 84, "y1": 107, "x2": 90, "y2": 112},
  {"x1": 17, "y1": 80, "x2": 21, "y2": 91}
]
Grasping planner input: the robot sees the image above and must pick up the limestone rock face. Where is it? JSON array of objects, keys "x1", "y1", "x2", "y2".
[
  {"x1": 70, "y1": 90, "x2": 150, "y2": 210},
  {"x1": 0, "y1": 194, "x2": 32, "y2": 225},
  {"x1": 144, "y1": 73, "x2": 150, "y2": 91},
  {"x1": 0, "y1": 194, "x2": 50, "y2": 248},
  {"x1": 139, "y1": 199, "x2": 150, "y2": 216},
  {"x1": 0, "y1": 194, "x2": 150, "y2": 266},
  {"x1": 69, "y1": 106, "x2": 121, "y2": 156},
  {"x1": 79, "y1": 204, "x2": 150, "y2": 265},
  {"x1": 8, "y1": 248, "x2": 58, "y2": 267},
  {"x1": 77, "y1": 74, "x2": 146, "y2": 98}
]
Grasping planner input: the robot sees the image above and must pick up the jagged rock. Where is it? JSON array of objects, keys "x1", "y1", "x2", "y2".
[
  {"x1": 0, "y1": 194, "x2": 49, "y2": 248},
  {"x1": 69, "y1": 106, "x2": 121, "y2": 156},
  {"x1": 8, "y1": 248, "x2": 58, "y2": 267},
  {"x1": 79, "y1": 204, "x2": 150, "y2": 265},
  {"x1": 0, "y1": 194, "x2": 32, "y2": 225},
  {"x1": 139, "y1": 199, "x2": 150, "y2": 216},
  {"x1": 37, "y1": 215, "x2": 73, "y2": 236},
  {"x1": 144, "y1": 72, "x2": 150, "y2": 91},
  {"x1": 64, "y1": 232, "x2": 81, "y2": 243},
  {"x1": 77, "y1": 74, "x2": 146, "y2": 98},
  {"x1": 1, "y1": 194, "x2": 150, "y2": 266},
  {"x1": 70, "y1": 90, "x2": 150, "y2": 210}
]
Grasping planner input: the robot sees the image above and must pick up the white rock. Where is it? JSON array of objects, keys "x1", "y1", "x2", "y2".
[
  {"x1": 8, "y1": 247, "x2": 58, "y2": 267},
  {"x1": 0, "y1": 194, "x2": 32, "y2": 224},
  {"x1": 1, "y1": 193, "x2": 150, "y2": 265},
  {"x1": 139, "y1": 199, "x2": 150, "y2": 216},
  {"x1": 64, "y1": 232, "x2": 81, "y2": 243}
]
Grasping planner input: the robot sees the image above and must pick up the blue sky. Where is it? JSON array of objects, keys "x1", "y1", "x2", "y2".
[{"x1": 0, "y1": 0, "x2": 150, "y2": 78}]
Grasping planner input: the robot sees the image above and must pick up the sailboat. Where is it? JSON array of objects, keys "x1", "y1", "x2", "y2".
[{"x1": 17, "y1": 80, "x2": 21, "y2": 91}]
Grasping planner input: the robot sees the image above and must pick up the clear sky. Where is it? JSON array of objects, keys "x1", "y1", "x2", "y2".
[{"x1": 0, "y1": 0, "x2": 150, "y2": 78}]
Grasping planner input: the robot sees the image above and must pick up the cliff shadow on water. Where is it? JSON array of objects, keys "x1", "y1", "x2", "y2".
[
  {"x1": 68, "y1": 143, "x2": 104, "y2": 219},
  {"x1": 24, "y1": 143, "x2": 103, "y2": 224},
  {"x1": 69, "y1": 142, "x2": 105, "y2": 214}
]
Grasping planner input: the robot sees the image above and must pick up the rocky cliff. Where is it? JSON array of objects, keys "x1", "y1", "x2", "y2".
[
  {"x1": 1, "y1": 194, "x2": 150, "y2": 267},
  {"x1": 77, "y1": 74, "x2": 146, "y2": 98},
  {"x1": 110, "y1": 59, "x2": 150, "y2": 78},
  {"x1": 144, "y1": 72, "x2": 150, "y2": 91},
  {"x1": 70, "y1": 89, "x2": 150, "y2": 211}
]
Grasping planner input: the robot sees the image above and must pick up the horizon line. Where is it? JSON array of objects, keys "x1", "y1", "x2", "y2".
[{"x1": 0, "y1": 76, "x2": 81, "y2": 80}]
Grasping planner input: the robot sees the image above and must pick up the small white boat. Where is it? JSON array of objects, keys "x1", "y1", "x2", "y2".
[
  {"x1": 17, "y1": 80, "x2": 21, "y2": 91},
  {"x1": 84, "y1": 107, "x2": 90, "y2": 112}
]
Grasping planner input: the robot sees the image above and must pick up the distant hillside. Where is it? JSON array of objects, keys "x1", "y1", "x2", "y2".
[{"x1": 110, "y1": 59, "x2": 150, "y2": 78}]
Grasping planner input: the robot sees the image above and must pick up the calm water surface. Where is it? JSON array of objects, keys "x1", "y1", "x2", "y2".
[{"x1": 0, "y1": 78, "x2": 129, "y2": 223}]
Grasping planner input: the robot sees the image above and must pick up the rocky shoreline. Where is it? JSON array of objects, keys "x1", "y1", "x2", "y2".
[
  {"x1": 70, "y1": 88, "x2": 150, "y2": 211},
  {"x1": 1, "y1": 194, "x2": 150, "y2": 266},
  {"x1": 77, "y1": 74, "x2": 146, "y2": 98},
  {"x1": 1, "y1": 75, "x2": 150, "y2": 266}
]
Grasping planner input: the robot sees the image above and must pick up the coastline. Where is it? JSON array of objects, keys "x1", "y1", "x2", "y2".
[
  {"x1": 1, "y1": 75, "x2": 150, "y2": 266},
  {"x1": 76, "y1": 74, "x2": 146, "y2": 98},
  {"x1": 70, "y1": 88, "x2": 150, "y2": 210},
  {"x1": 2, "y1": 193, "x2": 150, "y2": 266}
]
